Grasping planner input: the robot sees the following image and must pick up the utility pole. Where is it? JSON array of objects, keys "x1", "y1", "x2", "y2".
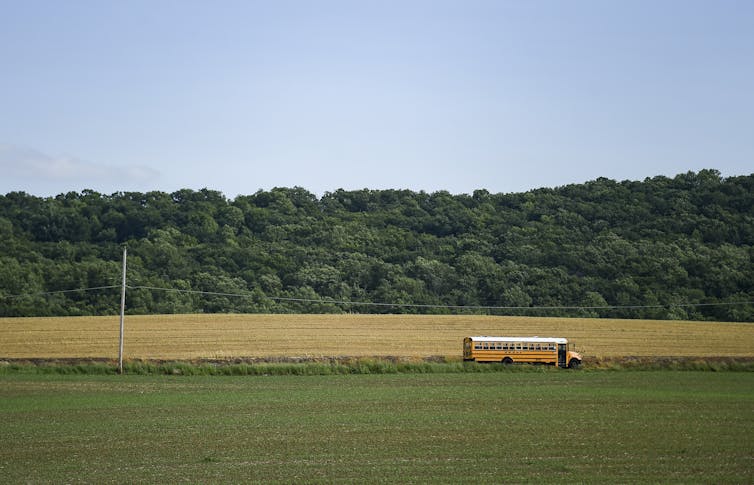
[{"x1": 118, "y1": 247, "x2": 127, "y2": 374}]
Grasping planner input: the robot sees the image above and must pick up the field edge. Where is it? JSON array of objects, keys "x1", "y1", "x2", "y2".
[{"x1": 2, "y1": 355, "x2": 754, "y2": 375}]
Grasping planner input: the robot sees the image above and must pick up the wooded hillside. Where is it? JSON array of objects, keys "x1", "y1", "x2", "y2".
[{"x1": 1, "y1": 169, "x2": 752, "y2": 321}]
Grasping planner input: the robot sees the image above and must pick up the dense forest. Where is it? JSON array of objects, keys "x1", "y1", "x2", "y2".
[{"x1": 1, "y1": 169, "x2": 753, "y2": 321}]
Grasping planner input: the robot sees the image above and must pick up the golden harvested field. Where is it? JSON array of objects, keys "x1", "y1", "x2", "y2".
[{"x1": 1, "y1": 314, "x2": 753, "y2": 360}]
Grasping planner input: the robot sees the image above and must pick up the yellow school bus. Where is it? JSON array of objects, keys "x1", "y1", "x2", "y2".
[{"x1": 463, "y1": 336, "x2": 582, "y2": 368}]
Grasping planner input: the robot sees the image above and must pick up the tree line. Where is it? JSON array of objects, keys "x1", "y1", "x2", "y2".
[{"x1": 0, "y1": 169, "x2": 752, "y2": 321}]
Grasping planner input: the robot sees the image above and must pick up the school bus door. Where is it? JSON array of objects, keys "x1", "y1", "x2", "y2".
[{"x1": 557, "y1": 344, "x2": 567, "y2": 368}]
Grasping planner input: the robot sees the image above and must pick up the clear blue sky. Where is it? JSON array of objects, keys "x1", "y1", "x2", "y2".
[{"x1": 1, "y1": 0, "x2": 752, "y2": 197}]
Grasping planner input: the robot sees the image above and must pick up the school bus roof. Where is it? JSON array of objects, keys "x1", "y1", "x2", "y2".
[{"x1": 467, "y1": 336, "x2": 568, "y2": 344}]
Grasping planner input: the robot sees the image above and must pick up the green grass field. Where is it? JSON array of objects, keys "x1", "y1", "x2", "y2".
[{"x1": 2, "y1": 371, "x2": 752, "y2": 483}]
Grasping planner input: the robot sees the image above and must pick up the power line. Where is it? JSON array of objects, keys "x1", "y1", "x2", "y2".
[
  {"x1": 1, "y1": 282, "x2": 751, "y2": 312},
  {"x1": 127, "y1": 284, "x2": 754, "y2": 312},
  {"x1": 0, "y1": 285, "x2": 121, "y2": 300}
]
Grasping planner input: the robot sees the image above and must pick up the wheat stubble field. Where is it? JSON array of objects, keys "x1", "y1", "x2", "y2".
[{"x1": 2, "y1": 313, "x2": 753, "y2": 360}]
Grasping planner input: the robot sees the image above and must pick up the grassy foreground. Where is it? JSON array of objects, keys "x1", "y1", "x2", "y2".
[{"x1": 2, "y1": 372, "x2": 752, "y2": 483}]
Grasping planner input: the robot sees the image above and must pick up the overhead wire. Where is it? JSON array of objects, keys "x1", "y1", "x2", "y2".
[
  {"x1": 127, "y1": 284, "x2": 754, "y2": 312},
  {"x1": 0, "y1": 285, "x2": 121, "y2": 300},
  {"x1": 1, "y1": 283, "x2": 751, "y2": 312}
]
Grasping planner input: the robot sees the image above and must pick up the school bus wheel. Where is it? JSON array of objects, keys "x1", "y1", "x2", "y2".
[{"x1": 502, "y1": 357, "x2": 513, "y2": 365}]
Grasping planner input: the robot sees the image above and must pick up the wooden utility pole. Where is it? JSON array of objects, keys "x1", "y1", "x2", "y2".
[{"x1": 118, "y1": 247, "x2": 127, "y2": 374}]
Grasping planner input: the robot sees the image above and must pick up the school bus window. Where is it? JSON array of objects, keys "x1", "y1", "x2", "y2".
[
  {"x1": 516, "y1": 343, "x2": 522, "y2": 350},
  {"x1": 474, "y1": 344, "x2": 481, "y2": 350}
]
